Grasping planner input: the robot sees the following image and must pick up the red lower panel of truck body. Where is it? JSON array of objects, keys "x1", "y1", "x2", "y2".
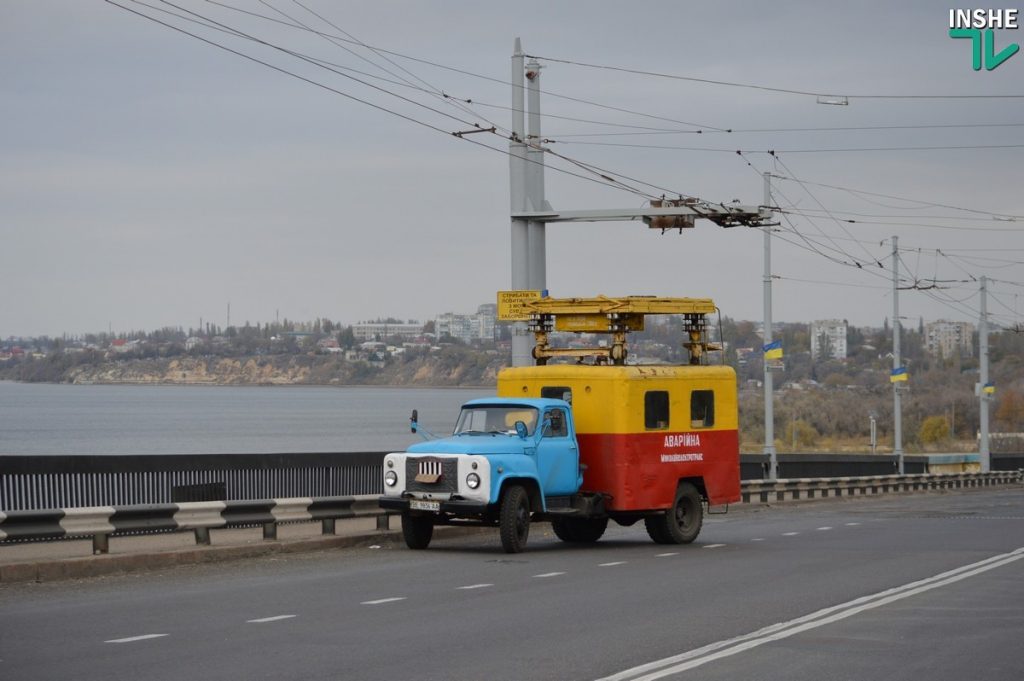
[{"x1": 576, "y1": 430, "x2": 741, "y2": 510}]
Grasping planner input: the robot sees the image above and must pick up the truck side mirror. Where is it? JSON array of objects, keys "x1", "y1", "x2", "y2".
[
  {"x1": 514, "y1": 421, "x2": 528, "y2": 440},
  {"x1": 410, "y1": 409, "x2": 418, "y2": 433}
]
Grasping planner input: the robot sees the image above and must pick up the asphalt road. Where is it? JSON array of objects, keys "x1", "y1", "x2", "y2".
[{"x1": 2, "y1": 488, "x2": 1022, "y2": 681}]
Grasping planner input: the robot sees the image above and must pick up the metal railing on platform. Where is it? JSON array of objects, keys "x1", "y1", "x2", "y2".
[{"x1": 2, "y1": 451, "x2": 1022, "y2": 512}]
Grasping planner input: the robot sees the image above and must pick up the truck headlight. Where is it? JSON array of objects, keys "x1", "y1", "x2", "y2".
[
  {"x1": 466, "y1": 472, "x2": 481, "y2": 490},
  {"x1": 385, "y1": 470, "x2": 398, "y2": 487}
]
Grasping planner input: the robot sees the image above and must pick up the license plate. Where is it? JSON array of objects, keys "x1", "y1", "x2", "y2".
[{"x1": 410, "y1": 499, "x2": 440, "y2": 512}]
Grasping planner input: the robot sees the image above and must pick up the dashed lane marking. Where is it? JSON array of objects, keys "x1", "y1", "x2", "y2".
[
  {"x1": 845, "y1": 522, "x2": 861, "y2": 526},
  {"x1": 457, "y1": 583, "x2": 493, "y2": 590},
  {"x1": 361, "y1": 597, "x2": 407, "y2": 605},
  {"x1": 782, "y1": 532, "x2": 800, "y2": 536},
  {"x1": 817, "y1": 527, "x2": 833, "y2": 531},
  {"x1": 751, "y1": 538, "x2": 765, "y2": 542},
  {"x1": 599, "y1": 561, "x2": 627, "y2": 567},
  {"x1": 247, "y1": 615, "x2": 297, "y2": 623},
  {"x1": 104, "y1": 634, "x2": 168, "y2": 644},
  {"x1": 703, "y1": 544, "x2": 726, "y2": 549},
  {"x1": 655, "y1": 552, "x2": 679, "y2": 558},
  {"x1": 533, "y1": 572, "x2": 566, "y2": 578}
]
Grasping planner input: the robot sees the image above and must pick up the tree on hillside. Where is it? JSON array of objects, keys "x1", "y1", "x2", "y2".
[
  {"x1": 994, "y1": 389, "x2": 1024, "y2": 431},
  {"x1": 337, "y1": 326, "x2": 356, "y2": 349},
  {"x1": 919, "y1": 415, "x2": 950, "y2": 448}
]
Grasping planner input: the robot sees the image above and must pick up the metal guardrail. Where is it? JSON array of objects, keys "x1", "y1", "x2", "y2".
[
  {"x1": 0, "y1": 495, "x2": 388, "y2": 554},
  {"x1": 741, "y1": 470, "x2": 1023, "y2": 504},
  {"x1": 1, "y1": 471, "x2": 1019, "y2": 554}
]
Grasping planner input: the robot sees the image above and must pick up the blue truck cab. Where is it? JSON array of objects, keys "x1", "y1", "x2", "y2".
[{"x1": 379, "y1": 397, "x2": 586, "y2": 552}]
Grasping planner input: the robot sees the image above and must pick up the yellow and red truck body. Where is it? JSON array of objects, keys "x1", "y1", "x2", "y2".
[{"x1": 497, "y1": 364, "x2": 740, "y2": 511}]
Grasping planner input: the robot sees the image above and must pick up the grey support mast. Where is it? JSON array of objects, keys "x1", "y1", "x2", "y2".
[
  {"x1": 506, "y1": 41, "x2": 773, "y2": 368},
  {"x1": 979, "y1": 275, "x2": 990, "y2": 473},
  {"x1": 763, "y1": 172, "x2": 777, "y2": 480},
  {"x1": 510, "y1": 39, "x2": 531, "y2": 367},
  {"x1": 892, "y1": 236, "x2": 904, "y2": 474},
  {"x1": 525, "y1": 59, "x2": 547, "y2": 293}
]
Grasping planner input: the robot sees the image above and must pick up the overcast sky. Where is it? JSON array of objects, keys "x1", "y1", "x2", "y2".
[{"x1": 2, "y1": 1, "x2": 1022, "y2": 338}]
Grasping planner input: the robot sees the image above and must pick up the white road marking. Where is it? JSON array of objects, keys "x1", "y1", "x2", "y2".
[
  {"x1": 247, "y1": 615, "x2": 297, "y2": 623},
  {"x1": 751, "y1": 538, "x2": 765, "y2": 542},
  {"x1": 599, "y1": 561, "x2": 627, "y2": 567},
  {"x1": 817, "y1": 527, "x2": 833, "y2": 531},
  {"x1": 457, "y1": 583, "x2": 493, "y2": 590},
  {"x1": 361, "y1": 597, "x2": 407, "y2": 605},
  {"x1": 599, "y1": 547, "x2": 1024, "y2": 681},
  {"x1": 655, "y1": 552, "x2": 679, "y2": 557},
  {"x1": 845, "y1": 522, "x2": 861, "y2": 526},
  {"x1": 703, "y1": 544, "x2": 726, "y2": 549},
  {"x1": 533, "y1": 572, "x2": 566, "y2": 578},
  {"x1": 104, "y1": 634, "x2": 168, "y2": 644},
  {"x1": 782, "y1": 532, "x2": 799, "y2": 536}
]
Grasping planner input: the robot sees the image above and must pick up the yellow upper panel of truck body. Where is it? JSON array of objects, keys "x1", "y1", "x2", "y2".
[{"x1": 497, "y1": 364, "x2": 738, "y2": 436}]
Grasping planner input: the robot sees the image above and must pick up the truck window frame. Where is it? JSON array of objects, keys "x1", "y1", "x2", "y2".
[
  {"x1": 644, "y1": 390, "x2": 670, "y2": 430},
  {"x1": 690, "y1": 390, "x2": 715, "y2": 428},
  {"x1": 544, "y1": 407, "x2": 569, "y2": 438}
]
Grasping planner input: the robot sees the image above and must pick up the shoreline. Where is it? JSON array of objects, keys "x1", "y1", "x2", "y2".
[{"x1": 0, "y1": 379, "x2": 493, "y2": 390}]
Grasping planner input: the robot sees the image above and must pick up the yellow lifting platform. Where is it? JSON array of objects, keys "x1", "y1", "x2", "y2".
[{"x1": 516, "y1": 295, "x2": 720, "y2": 366}]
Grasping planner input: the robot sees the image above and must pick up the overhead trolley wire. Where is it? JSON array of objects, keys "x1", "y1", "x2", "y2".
[
  {"x1": 773, "y1": 275, "x2": 891, "y2": 291},
  {"x1": 108, "y1": 1, "x2": 665, "y2": 201},
  {"x1": 108, "y1": 0, "x2": 696, "y2": 201},
  {"x1": 548, "y1": 122, "x2": 1024, "y2": 138},
  {"x1": 771, "y1": 157, "x2": 883, "y2": 266},
  {"x1": 525, "y1": 53, "x2": 1024, "y2": 100},
  {"x1": 548, "y1": 140, "x2": 1024, "y2": 154},
  {"x1": 774, "y1": 176, "x2": 1024, "y2": 221},
  {"x1": 265, "y1": 0, "x2": 510, "y2": 136},
  {"x1": 780, "y1": 214, "x2": 1024, "y2": 233},
  {"x1": 206, "y1": 0, "x2": 731, "y2": 133}
]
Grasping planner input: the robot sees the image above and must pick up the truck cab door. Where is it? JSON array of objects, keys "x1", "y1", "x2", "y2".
[{"x1": 536, "y1": 407, "x2": 579, "y2": 496}]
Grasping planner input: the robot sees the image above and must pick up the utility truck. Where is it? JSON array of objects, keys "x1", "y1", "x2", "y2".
[{"x1": 379, "y1": 295, "x2": 740, "y2": 553}]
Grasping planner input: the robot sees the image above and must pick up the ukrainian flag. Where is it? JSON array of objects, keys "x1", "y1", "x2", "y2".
[
  {"x1": 763, "y1": 340, "x2": 783, "y2": 360},
  {"x1": 890, "y1": 367, "x2": 908, "y2": 383},
  {"x1": 984, "y1": 382, "x2": 995, "y2": 394}
]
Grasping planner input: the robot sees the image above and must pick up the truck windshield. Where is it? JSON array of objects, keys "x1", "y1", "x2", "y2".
[{"x1": 454, "y1": 405, "x2": 539, "y2": 436}]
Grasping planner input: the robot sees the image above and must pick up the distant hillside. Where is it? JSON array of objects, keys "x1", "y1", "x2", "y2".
[{"x1": 0, "y1": 347, "x2": 506, "y2": 388}]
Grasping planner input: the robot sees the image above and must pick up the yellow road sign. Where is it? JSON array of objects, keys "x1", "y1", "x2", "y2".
[{"x1": 497, "y1": 290, "x2": 543, "y2": 321}]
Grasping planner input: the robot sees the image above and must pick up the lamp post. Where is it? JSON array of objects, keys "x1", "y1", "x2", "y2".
[{"x1": 869, "y1": 412, "x2": 878, "y2": 455}]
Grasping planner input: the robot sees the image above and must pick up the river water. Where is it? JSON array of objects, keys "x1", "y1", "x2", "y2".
[{"x1": 0, "y1": 382, "x2": 488, "y2": 455}]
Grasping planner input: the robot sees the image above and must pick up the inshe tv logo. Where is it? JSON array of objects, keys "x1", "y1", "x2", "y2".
[{"x1": 949, "y1": 9, "x2": 1020, "y2": 70}]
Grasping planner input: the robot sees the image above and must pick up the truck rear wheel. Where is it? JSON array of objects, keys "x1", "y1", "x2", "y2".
[
  {"x1": 644, "y1": 482, "x2": 703, "y2": 545},
  {"x1": 551, "y1": 517, "x2": 608, "y2": 543},
  {"x1": 401, "y1": 512, "x2": 434, "y2": 550},
  {"x1": 499, "y1": 485, "x2": 531, "y2": 553}
]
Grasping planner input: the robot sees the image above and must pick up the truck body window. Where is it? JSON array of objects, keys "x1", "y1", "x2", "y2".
[
  {"x1": 541, "y1": 386, "x2": 572, "y2": 404},
  {"x1": 690, "y1": 390, "x2": 715, "y2": 428},
  {"x1": 644, "y1": 391, "x2": 669, "y2": 430}
]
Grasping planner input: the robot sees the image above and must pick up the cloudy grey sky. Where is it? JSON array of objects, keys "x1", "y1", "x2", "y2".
[{"x1": 2, "y1": 1, "x2": 1022, "y2": 338}]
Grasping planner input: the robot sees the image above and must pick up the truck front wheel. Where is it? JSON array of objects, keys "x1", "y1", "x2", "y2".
[
  {"x1": 401, "y1": 512, "x2": 434, "y2": 549},
  {"x1": 644, "y1": 482, "x2": 703, "y2": 544},
  {"x1": 551, "y1": 517, "x2": 608, "y2": 543},
  {"x1": 499, "y1": 485, "x2": 531, "y2": 553}
]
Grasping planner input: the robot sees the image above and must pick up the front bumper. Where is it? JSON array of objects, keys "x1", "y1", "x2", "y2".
[{"x1": 378, "y1": 496, "x2": 490, "y2": 515}]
